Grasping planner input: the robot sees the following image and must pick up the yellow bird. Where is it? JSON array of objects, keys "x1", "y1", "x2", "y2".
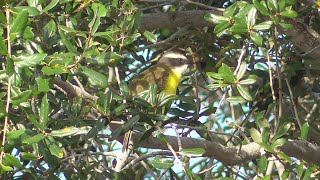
[
  {"x1": 122, "y1": 51, "x2": 192, "y2": 153},
  {"x1": 128, "y1": 51, "x2": 191, "y2": 96}
]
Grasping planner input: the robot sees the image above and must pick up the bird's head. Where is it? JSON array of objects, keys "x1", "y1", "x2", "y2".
[{"x1": 158, "y1": 51, "x2": 191, "y2": 74}]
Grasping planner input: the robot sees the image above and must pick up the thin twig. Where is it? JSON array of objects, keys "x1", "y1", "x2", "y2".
[
  {"x1": 172, "y1": 125, "x2": 182, "y2": 152},
  {"x1": 122, "y1": 151, "x2": 174, "y2": 170},
  {"x1": 185, "y1": 0, "x2": 225, "y2": 11},
  {"x1": 284, "y1": 76, "x2": 302, "y2": 129},
  {"x1": 137, "y1": 25, "x2": 191, "y2": 51},
  {"x1": 113, "y1": 65, "x2": 134, "y2": 172},
  {"x1": 133, "y1": 153, "x2": 157, "y2": 179},
  {"x1": 141, "y1": 1, "x2": 175, "y2": 11},
  {"x1": 1, "y1": 5, "x2": 12, "y2": 162},
  {"x1": 273, "y1": 27, "x2": 283, "y2": 131}
]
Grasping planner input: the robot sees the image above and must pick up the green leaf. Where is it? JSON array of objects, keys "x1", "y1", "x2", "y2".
[
  {"x1": 257, "y1": 155, "x2": 267, "y2": 172},
  {"x1": 15, "y1": 53, "x2": 47, "y2": 68},
  {"x1": 286, "y1": 0, "x2": 296, "y2": 5},
  {"x1": 6, "y1": 58, "x2": 14, "y2": 76},
  {"x1": 51, "y1": 126, "x2": 80, "y2": 137},
  {"x1": 124, "y1": 33, "x2": 141, "y2": 46},
  {"x1": 253, "y1": 0, "x2": 269, "y2": 16},
  {"x1": 186, "y1": 169, "x2": 202, "y2": 180},
  {"x1": 48, "y1": 142, "x2": 63, "y2": 158},
  {"x1": 280, "y1": 9, "x2": 298, "y2": 18},
  {"x1": 23, "y1": 26, "x2": 35, "y2": 39},
  {"x1": 218, "y1": 63, "x2": 235, "y2": 83},
  {"x1": 0, "y1": 11, "x2": 5, "y2": 24},
  {"x1": 80, "y1": 66, "x2": 108, "y2": 88},
  {"x1": 230, "y1": 23, "x2": 248, "y2": 34},
  {"x1": 0, "y1": 163, "x2": 13, "y2": 172},
  {"x1": 253, "y1": 21, "x2": 273, "y2": 30},
  {"x1": 250, "y1": 32, "x2": 263, "y2": 46},
  {"x1": 297, "y1": 163, "x2": 304, "y2": 178},
  {"x1": 91, "y1": 3, "x2": 107, "y2": 17},
  {"x1": 121, "y1": 115, "x2": 140, "y2": 133},
  {"x1": 270, "y1": 138, "x2": 287, "y2": 149},
  {"x1": 261, "y1": 127, "x2": 270, "y2": 144},
  {"x1": 150, "y1": 158, "x2": 174, "y2": 169},
  {"x1": 0, "y1": 37, "x2": 7, "y2": 55},
  {"x1": 247, "y1": 7, "x2": 257, "y2": 27},
  {"x1": 214, "y1": 21, "x2": 230, "y2": 34},
  {"x1": 207, "y1": 72, "x2": 224, "y2": 80},
  {"x1": 7, "y1": 129, "x2": 25, "y2": 140},
  {"x1": 204, "y1": 13, "x2": 229, "y2": 24},
  {"x1": 36, "y1": 77, "x2": 51, "y2": 92},
  {"x1": 267, "y1": 0, "x2": 278, "y2": 11},
  {"x1": 10, "y1": 10, "x2": 29, "y2": 42},
  {"x1": 279, "y1": 22, "x2": 293, "y2": 29},
  {"x1": 11, "y1": 90, "x2": 32, "y2": 106},
  {"x1": 278, "y1": 0, "x2": 286, "y2": 11},
  {"x1": 41, "y1": 0, "x2": 59, "y2": 14},
  {"x1": 158, "y1": 94, "x2": 177, "y2": 107},
  {"x1": 180, "y1": 148, "x2": 205, "y2": 156},
  {"x1": 58, "y1": 29, "x2": 77, "y2": 53},
  {"x1": 224, "y1": 3, "x2": 237, "y2": 17},
  {"x1": 26, "y1": 113, "x2": 42, "y2": 130},
  {"x1": 39, "y1": 94, "x2": 49, "y2": 128},
  {"x1": 120, "y1": 81, "x2": 129, "y2": 97},
  {"x1": 271, "y1": 123, "x2": 291, "y2": 142},
  {"x1": 21, "y1": 152, "x2": 38, "y2": 161},
  {"x1": 3, "y1": 154, "x2": 23, "y2": 169},
  {"x1": 12, "y1": 6, "x2": 39, "y2": 17},
  {"x1": 237, "y1": 84, "x2": 252, "y2": 101},
  {"x1": 300, "y1": 122, "x2": 310, "y2": 140},
  {"x1": 22, "y1": 134, "x2": 45, "y2": 144},
  {"x1": 236, "y1": 62, "x2": 247, "y2": 80},
  {"x1": 143, "y1": 31, "x2": 157, "y2": 43},
  {"x1": 250, "y1": 128, "x2": 262, "y2": 143},
  {"x1": 277, "y1": 151, "x2": 293, "y2": 163},
  {"x1": 236, "y1": 4, "x2": 255, "y2": 18},
  {"x1": 138, "y1": 127, "x2": 155, "y2": 142},
  {"x1": 74, "y1": 126, "x2": 92, "y2": 135},
  {"x1": 226, "y1": 96, "x2": 246, "y2": 103},
  {"x1": 239, "y1": 75, "x2": 257, "y2": 85}
]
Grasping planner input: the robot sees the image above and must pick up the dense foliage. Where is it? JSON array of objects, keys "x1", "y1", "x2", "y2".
[{"x1": 0, "y1": 0, "x2": 320, "y2": 179}]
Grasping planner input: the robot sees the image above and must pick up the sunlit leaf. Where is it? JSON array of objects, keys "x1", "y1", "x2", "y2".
[
  {"x1": 250, "y1": 128, "x2": 262, "y2": 143},
  {"x1": 144, "y1": 31, "x2": 157, "y2": 43},
  {"x1": 204, "y1": 13, "x2": 229, "y2": 24}
]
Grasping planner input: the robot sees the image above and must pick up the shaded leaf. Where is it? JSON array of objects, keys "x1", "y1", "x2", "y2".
[
  {"x1": 226, "y1": 96, "x2": 246, "y2": 103},
  {"x1": 180, "y1": 148, "x2": 205, "y2": 156},
  {"x1": 41, "y1": 0, "x2": 59, "y2": 14},
  {"x1": 150, "y1": 158, "x2": 174, "y2": 169},
  {"x1": 253, "y1": 0, "x2": 269, "y2": 16},
  {"x1": 22, "y1": 134, "x2": 45, "y2": 144},
  {"x1": 3, "y1": 154, "x2": 23, "y2": 169},
  {"x1": 300, "y1": 122, "x2": 310, "y2": 140},
  {"x1": 15, "y1": 53, "x2": 47, "y2": 68},
  {"x1": 51, "y1": 126, "x2": 80, "y2": 137},
  {"x1": 237, "y1": 84, "x2": 252, "y2": 101},
  {"x1": 80, "y1": 66, "x2": 108, "y2": 88},
  {"x1": 250, "y1": 32, "x2": 263, "y2": 46}
]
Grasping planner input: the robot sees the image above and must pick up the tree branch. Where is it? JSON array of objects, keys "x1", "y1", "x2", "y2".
[
  {"x1": 126, "y1": 132, "x2": 320, "y2": 165},
  {"x1": 140, "y1": 10, "x2": 320, "y2": 60}
]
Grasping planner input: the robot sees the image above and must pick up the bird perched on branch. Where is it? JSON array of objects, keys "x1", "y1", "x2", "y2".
[
  {"x1": 128, "y1": 51, "x2": 192, "y2": 96},
  {"x1": 121, "y1": 51, "x2": 193, "y2": 152}
]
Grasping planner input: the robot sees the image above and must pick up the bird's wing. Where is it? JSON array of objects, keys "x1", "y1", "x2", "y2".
[{"x1": 128, "y1": 64, "x2": 170, "y2": 96}]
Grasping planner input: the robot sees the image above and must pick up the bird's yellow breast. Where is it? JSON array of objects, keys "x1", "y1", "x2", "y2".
[{"x1": 164, "y1": 69, "x2": 182, "y2": 95}]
